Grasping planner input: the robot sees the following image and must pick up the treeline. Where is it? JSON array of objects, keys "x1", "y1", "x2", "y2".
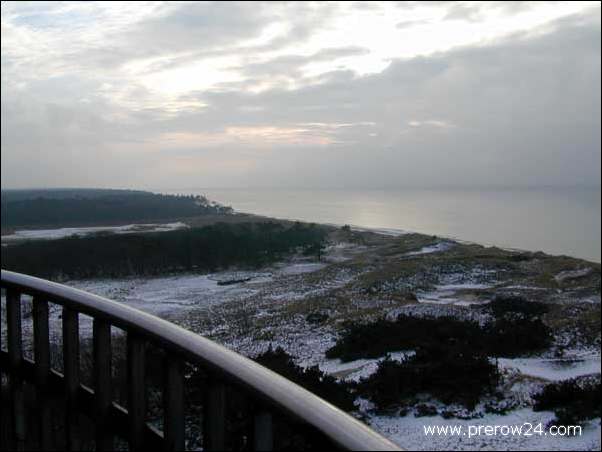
[
  {"x1": 1, "y1": 222, "x2": 328, "y2": 280},
  {"x1": 1, "y1": 191, "x2": 232, "y2": 228},
  {"x1": 1, "y1": 188, "x2": 146, "y2": 203}
]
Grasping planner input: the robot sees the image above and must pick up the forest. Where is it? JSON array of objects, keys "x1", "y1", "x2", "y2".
[
  {"x1": 1, "y1": 190, "x2": 232, "y2": 228},
  {"x1": 1, "y1": 221, "x2": 328, "y2": 280}
]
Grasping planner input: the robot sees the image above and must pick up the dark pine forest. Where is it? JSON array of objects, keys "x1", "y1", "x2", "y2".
[
  {"x1": 1, "y1": 222, "x2": 328, "y2": 280},
  {"x1": 1, "y1": 190, "x2": 232, "y2": 228}
]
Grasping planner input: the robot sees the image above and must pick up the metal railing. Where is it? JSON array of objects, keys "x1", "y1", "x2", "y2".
[{"x1": 0, "y1": 270, "x2": 400, "y2": 451}]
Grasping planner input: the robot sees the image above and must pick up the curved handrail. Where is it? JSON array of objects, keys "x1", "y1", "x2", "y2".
[{"x1": 1, "y1": 270, "x2": 400, "y2": 451}]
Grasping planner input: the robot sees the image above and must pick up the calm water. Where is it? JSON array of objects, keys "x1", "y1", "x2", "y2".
[{"x1": 167, "y1": 187, "x2": 601, "y2": 263}]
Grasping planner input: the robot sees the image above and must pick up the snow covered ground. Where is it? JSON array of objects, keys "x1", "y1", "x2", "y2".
[
  {"x1": 0, "y1": 258, "x2": 336, "y2": 347},
  {"x1": 1, "y1": 229, "x2": 599, "y2": 451},
  {"x1": 275, "y1": 262, "x2": 326, "y2": 275},
  {"x1": 417, "y1": 283, "x2": 494, "y2": 306},
  {"x1": 1, "y1": 222, "x2": 188, "y2": 242},
  {"x1": 413, "y1": 267, "x2": 499, "y2": 307},
  {"x1": 73, "y1": 273, "x2": 258, "y2": 318}
]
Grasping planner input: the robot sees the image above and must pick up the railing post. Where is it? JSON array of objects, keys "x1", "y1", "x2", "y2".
[
  {"x1": 204, "y1": 381, "x2": 226, "y2": 451},
  {"x1": 62, "y1": 307, "x2": 80, "y2": 451},
  {"x1": 33, "y1": 297, "x2": 53, "y2": 450},
  {"x1": 254, "y1": 411, "x2": 273, "y2": 452},
  {"x1": 7, "y1": 290, "x2": 25, "y2": 451},
  {"x1": 127, "y1": 334, "x2": 146, "y2": 451},
  {"x1": 163, "y1": 357, "x2": 185, "y2": 451},
  {"x1": 93, "y1": 319, "x2": 113, "y2": 451},
  {"x1": 0, "y1": 292, "x2": 3, "y2": 351},
  {"x1": 0, "y1": 293, "x2": 3, "y2": 447}
]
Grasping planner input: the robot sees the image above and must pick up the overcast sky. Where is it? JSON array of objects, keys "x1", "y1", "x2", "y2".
[{"x1": 1, "y1": 1, "x2": 600, "y2": 190}]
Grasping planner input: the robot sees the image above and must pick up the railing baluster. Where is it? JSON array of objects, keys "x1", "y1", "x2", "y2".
[
  {"x1": 0, "y1": 291, "x2": 3, "y2": 351},
  {"x1": 0, "y1": 293, "x2": 3, "y2": 448},
  {"x1": 254, "y1": 411, "x2": 273, "y2": 452},
  {"x1": 164, "y1": 357, "x2": 185, "y2": 451},
  {"x1": 204, "y1": 381, "x2": 226, "y2": 451},
  {"x1": 0, "y1": 292, "x2": 5, "y2": 447},
  {"x1": 33, "y1": 298, "x2": 50, "y2": 389},
  {"x1": 127, "y1": 334, "x2": 146, "y2": 451},
  {"x1": 7, "y1": 290, "x2": 25, "y2": 451},
  {"x1": 33, "y1": 297, "x2": 53, "y2": 450},
  {"x1": 93, "y1": 319, "x2": 113, "y2": 451},
  {"x1": 62, "y1": 307, "x2": 80, "y2": 451}
]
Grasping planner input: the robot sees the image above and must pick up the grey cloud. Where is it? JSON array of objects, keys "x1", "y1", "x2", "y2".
[
  {"x1": 65, "y1": 2, "x2": 274, "y2": 71},
  {"x1": 444, "y1": 3, "x2": 485, "y2": 22},
  {"x1": 1, "y1": 5, "x2": 600, "y2": 190},
  {"x1": 443, "y1": 1, "x2": 543, "y2": 23},
  {"x1": 396, "y1": 19, "x2": 431, "y2": 29},
  {"x1": 157, "y1": 13, "x2": 601, "y2": 188},
  {"x1": 314, "y1": 47, "x2": 371, "y2": 60},
  {"x1": 251, "y1": 2, "x2": 343, "y2": 51},
  {"x1": 62, "y1": 2, "x2": 345, "y2": 78},
  {"x1": 122, "y1": 2, "x2": 269, "y2": 53},
  {"x1": 228, "y1": 47, "x2": 370, "y2": 83}
]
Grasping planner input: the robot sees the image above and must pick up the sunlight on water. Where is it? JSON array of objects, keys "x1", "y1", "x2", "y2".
[{"x1": 168, "y1": 187, "x2": 601, "y2": 262}]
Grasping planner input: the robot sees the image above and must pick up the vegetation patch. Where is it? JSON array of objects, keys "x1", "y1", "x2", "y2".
[
  {"x1": 533, "y1": 377, "x2": 601, "y2": 425},
  {"x1": 357, "y1": 344, "x2": 498, "y2": 410},
  {"x1": 486, "y1": 294, "x2": 549, "y2": 318},
  {"x1": 326, "y1": 315, "x2": 483, "y2": 362},
  {"x1": 326, "y1": 314, "x2": 553, "y2": 363},
  {"x1": 486, "y1": 317, "x2": 552, "y2": 358},
  {"x1": 254, "y1": 347, "x2": 356, "y2": 412}
]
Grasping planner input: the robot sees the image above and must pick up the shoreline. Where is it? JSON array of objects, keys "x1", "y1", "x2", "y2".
[
  {"x1": 240, "y1": 212, "x2": 602, "y2": 265},
  {"x1": 2, "y1": 211, "x2": 600, "y2": 264}
]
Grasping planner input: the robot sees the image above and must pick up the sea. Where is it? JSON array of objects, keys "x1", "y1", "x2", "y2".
[{"x1": 164, "y1": 187, "x2": 601, "y2": 263}]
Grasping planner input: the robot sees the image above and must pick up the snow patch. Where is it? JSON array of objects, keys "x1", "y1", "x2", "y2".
[
  {"x1": 344, "y1": 226, "x2": 409, "y2": 237},
  {"x1": 317, "y1": 352, "x2": 414, "y2": 382},
  {"x1": 417, "y1": 283, "x2": 493, "y2": 306},
  {"x1": 275, "y1": 262, "x2": 327, "y2": 275},
  {"x1": 497, "y1": 356, "x2": 601, "y2": 381},
  {"x1": 555, "y1": 268, "x2": 593, "y2": 283},
  {"x1": 1, "y1": 222, "x2": 188, "y2": 242},
  {"x1": 406, "y1": 241, "x2": 455, "y2": 256}
]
